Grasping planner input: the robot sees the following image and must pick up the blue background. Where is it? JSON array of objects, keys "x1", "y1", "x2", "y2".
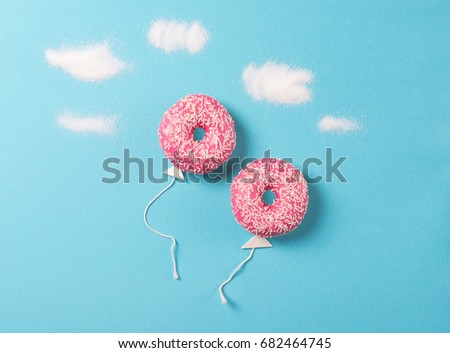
[{"x1": 0, "y1": 1, "x2": 449, "y2": 332}]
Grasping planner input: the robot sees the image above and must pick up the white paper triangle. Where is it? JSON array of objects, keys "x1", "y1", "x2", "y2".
[
  {"x1": 241, "y1": 236, "x2": 272, "y2": 249},
  {"x1": 164, "y1": 166, "x2": 184, "y2": 180}
]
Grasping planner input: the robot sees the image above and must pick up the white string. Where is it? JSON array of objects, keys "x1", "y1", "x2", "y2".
[
  {"x1": 219, "y1": 248, "x2": 255, "y2": 304},
  {"x1": 143, "y1": 177, "x2": 179, "y2": 280}
]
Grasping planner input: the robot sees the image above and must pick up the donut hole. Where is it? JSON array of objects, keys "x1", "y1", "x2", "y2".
[
  {"x1": 193, "y1": 127, "x2": 205, "y2": 142},
  {"x1": 262, "y1": 189, "x2": 276, "y2": 205}
]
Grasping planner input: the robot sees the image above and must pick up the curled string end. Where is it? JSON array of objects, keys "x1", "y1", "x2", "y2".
[
  {"x1": 144, "y1": 177, "x2": 179, "y2": 280},
  {"x1": 220, "y1": 292, "x2": 227, "y2": 305},
  {"x1": 218, "y1": 248, "x2": 255, "y2": 305},
  {"x1": 173, "y1": 270, "x2": 179, "y2": 280}
]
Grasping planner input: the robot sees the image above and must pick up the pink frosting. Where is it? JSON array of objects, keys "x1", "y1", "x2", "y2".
[
  {"x1": 158, "y1": 94, "x2": 236, "y2": 174},
  {"x1": 231, "y1": 158, "x2": 308, "y2": 238}
]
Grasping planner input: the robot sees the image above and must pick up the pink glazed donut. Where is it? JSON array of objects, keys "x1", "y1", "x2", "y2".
[
  {"x1": 158, "y1": 94, "x2": 236, "y2": 174},
  {"x1": 231, "y1": 158, "x2": 308, "y2": 238}
]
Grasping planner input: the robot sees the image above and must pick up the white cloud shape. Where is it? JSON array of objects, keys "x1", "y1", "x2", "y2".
[
  {"x1": 318, "y1": 116, "x2": 361, "y2": 133},
  {"x1": 242, "y1": 61, "x2": 313, "y2": 104},
  {"x1": 57, "y1": 113, "x2": 117, "y2": 135},
  {"x1": 45, "y1": 42, "x2": 127, "y2": 82},
  {"x1": 147, "y1": 20, "x2": 209, "y2": 54}
]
